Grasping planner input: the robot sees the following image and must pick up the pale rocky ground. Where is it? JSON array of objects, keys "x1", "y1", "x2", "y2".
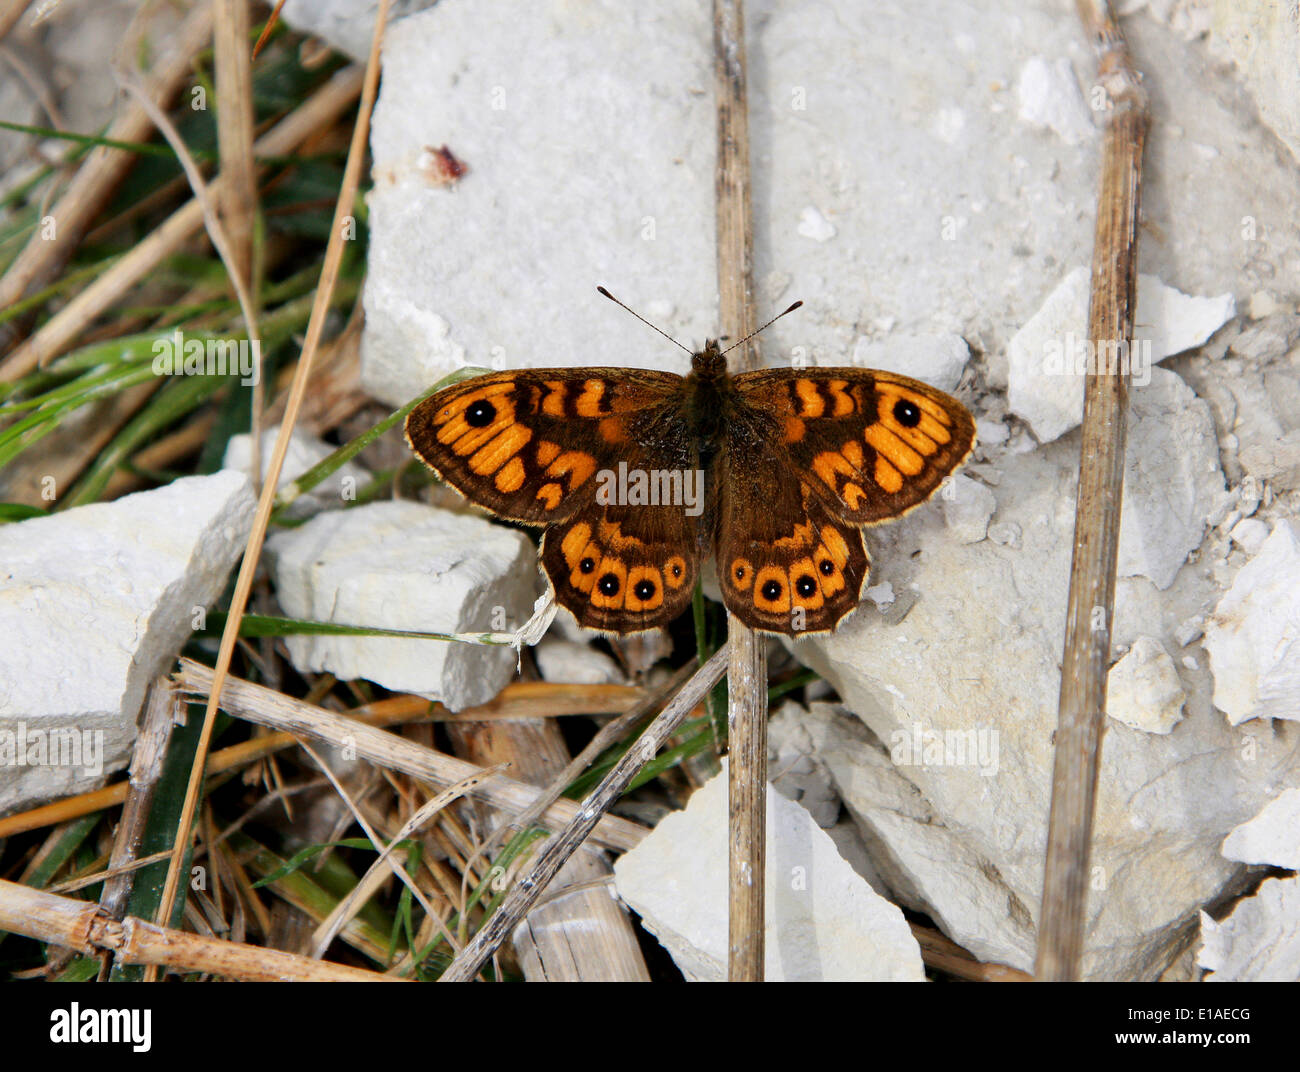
[
  {"x1": 326, "y1": 0, "x2": 1300, "y2": 980},
  {"x1": 2, "y1": 0, "x2": 1295, "y2": 982}
]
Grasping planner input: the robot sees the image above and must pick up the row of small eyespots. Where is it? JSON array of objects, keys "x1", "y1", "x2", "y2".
[
  {"x1": 729, "y1": 537, "x2": 849, "y2": 613},
  {"x1": 561, "y1": 524, "x2": 688, "y2": 610}
]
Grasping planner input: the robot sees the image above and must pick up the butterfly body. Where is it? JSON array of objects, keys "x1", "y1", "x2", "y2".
[{"x1": 406, "y1": 347, "x2": 975, "y2": 636}]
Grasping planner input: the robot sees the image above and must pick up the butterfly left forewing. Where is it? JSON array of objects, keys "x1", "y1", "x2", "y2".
[
  {"x1": 405, "y1": 368, "x2": 685, "y2": 524},
  {"x1": 733, "y1": 367, "x2": 976, "y2": 524}
]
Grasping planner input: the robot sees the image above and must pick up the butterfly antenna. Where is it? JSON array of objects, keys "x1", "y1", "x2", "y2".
[
  {"x1": 719, "y1": 300, "x2": 804, "y2": 358},
  {"x1": 597, "y1": 285, "x2": 693, "y2": 355}
]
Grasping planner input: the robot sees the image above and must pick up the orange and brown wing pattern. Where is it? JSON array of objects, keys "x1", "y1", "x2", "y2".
[
  {"x1": 733, "y1": 368, "x2": 976, "y2": 524},
  {"x1": 404, "y1": 368, "x2": 686, "y2": 524},
  {"x1": 540, "y1": 501, "x2": 701, "y2": 633},
  {"x1": 713, "y1": 449, "x2": 869, "y2": 635}
]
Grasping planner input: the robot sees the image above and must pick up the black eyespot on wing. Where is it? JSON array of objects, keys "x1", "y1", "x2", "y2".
[
  {"x1": 892, "y1": 399, "x2": 921, "y2": 427},
  {"x1": 579, "y1": 557, "x2": 596, "y2": 574},
  {"x1": 761, "y1": 579, "x2": 783, "y2": 601},
  {"x1": 819, "y1": 560, "x2": 835, "y2": 576},
  {"x1": 795, "y1": 575, "x2": 816, "y2": 597},
  {"x1": 633, "y1": 579, "x2": 656, "y2": 600},
  {"x1": 465, "y1": 400, "x2": 497, "y2": 427},
  {"x1": 598, "y1": 573, "x2": 620, "y2": 596}
]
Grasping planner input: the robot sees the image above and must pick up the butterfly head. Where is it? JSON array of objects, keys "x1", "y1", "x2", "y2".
[{"x1": 691, "y1": 339, "x2": 727, "y2": 380}]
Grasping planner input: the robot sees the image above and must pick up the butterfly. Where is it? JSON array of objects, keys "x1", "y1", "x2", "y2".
[{"x1": 405, "y1": 323, "x2": 975, "y2": 637}]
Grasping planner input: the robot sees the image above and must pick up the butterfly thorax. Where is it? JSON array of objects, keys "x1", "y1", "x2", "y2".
[{"x1": 683, "y1": 339, "x2": 736, "y2": 447}]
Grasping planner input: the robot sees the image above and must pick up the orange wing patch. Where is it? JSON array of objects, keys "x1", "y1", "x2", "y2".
[{"x1": 541, "y1": 510, "x2": 700, "y2": 633}]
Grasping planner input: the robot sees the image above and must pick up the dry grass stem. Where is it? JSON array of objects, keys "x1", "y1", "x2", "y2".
[
  {"x1": 0, "y1": 1, "x2": 215, "y2": 314},
  {"x1": 153, "y1": 0, "x2": 393, "y2": 951},
  {"x1": 0, "y1": 878, "x2": 404, "y2": 982},
  {"x1": 712, "y1": 0, "x2": 768, "y2": 983},
  {"x1": 0, "y1": 65, "x2": 365, "y2": 381},
  {"x1": 98, "y1": 678, "x2": 178, "y2": 929},
  {"x1": 174, "y1": 658, "x2": 649, "y2": 853},
  {"x1": 437, "y1": 645, "x2": 731, "y2": 982},
  {"x1": 307, "y1": 764, "x2": 504, "y2": 959},
  {"x1": 1036, "y1": 0, "x2": 1149, "y2": 981}
]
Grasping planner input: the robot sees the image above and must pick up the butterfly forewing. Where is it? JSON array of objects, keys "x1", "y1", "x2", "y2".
[
  {"x1": 733, "y1": 367, "x2": 976, "y2": 525},
  {"x1": 405, "y1": 368, "x2": 686, "y2": 524}
]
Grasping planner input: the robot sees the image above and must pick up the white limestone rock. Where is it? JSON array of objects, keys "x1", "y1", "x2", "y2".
[
  {"x1": 975, "y1": 417, "x2": 1010, "y2": 446},
  {"x1": 796, "y1": 206, "x2": 836, "y2": 243},
  {"x1": 851, "y1": 334, "x2": 971, "y2": 392},
  {"x1": 1007, "y1": 267, "x2": 1236, "y2": 443},
  {"x1": 864, "y1": 582, "x2": 896, "y2": 610},
  {"x1": 1228, "y1": 517, "x2": 1270, "y2": 554},
  {"x1": 1221, "y1": 788, "x2": 1300, "y2": 870},
  {"x1": 1117, "y1": 368, "x2": 1225, "y2": 590},
  {"x1": 786, "y1": 438, "x2": 1300, "y2": 979},
  {"x1": 940, "y1": 474, "x2": 996, "y2": 544},
  {"x1": 223, "y1": 426, "x2": 370, "y2": 520},
  {"x1": 1106, "y1": 636, "x2": 1186, "y2": 734},
  {"x1": 1213, "y1": 2, "x2": 1300, "y2": 166},
  {"x1": 533, "y1": 638, "x2": 625, "y2": 685},
  {"x1": 361, "y1": 1, "x2": 1299, "y2": 414},
  {"x1": 780, "y1": 702, "x2": 1035, "y2": 971},
  {"x1": 265, "y1": 501, "x2": 537, "y2": 710},
  {"x1": 1016, "y1": 56, "x2": 1096, "y2": 145},
  {"x1": 769, "y1": 702, "x2": 841, "y2": 828},
  {"x1": 1204, "y1": 520, "x2": 1300, "y2": 724},
  {"x1": 361, "y1": 1, "x2": 717, "y2": 407},
  {"x1": 0, "y1": 472, "x2": 255, "y2": 814},
  {"x1": 1239, "y1": 430, "x2": 1300, "y2": 491},
  {"x1": 281, "y1": 0, "x2": 435, "y2": 63},
  {"x1": 1198, "y1": 877, "x2": 1300, "y2": 982},
  {"x1": 613, "y1": 763, "x2": 925, "y2": 981}
]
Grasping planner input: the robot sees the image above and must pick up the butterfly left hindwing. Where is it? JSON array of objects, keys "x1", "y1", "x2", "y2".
[{"x1": 541, "y1": 501, "x2": 700, "y2": 633}]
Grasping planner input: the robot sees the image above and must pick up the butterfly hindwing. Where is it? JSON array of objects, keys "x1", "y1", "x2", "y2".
[
  {"x1": 541, "y1": 500, "x2": 701, "y2": 633},
  {"x1": 733, "y1": 367, "x2": 976, "y2": 525},
  {"x1": 405, "y1": 368, "x2": 686, "y2": 524},
  {"x1": 713, "y1": 447, "x2": 870, "y2": 635}
]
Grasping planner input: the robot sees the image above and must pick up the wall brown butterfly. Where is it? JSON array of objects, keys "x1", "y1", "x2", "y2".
[{"x1": 405, "y1": 306, "x2": 975, "y2": 637}]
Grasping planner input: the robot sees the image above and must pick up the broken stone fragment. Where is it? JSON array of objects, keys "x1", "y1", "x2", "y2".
[
  {"x1": 1221, "y1": 787, "x2": 1300, "y2": 870},
  {"x1": 223, "y1": 426, "x2": 370, "y2": 521},
  {"x1": 265, "y1": 500, "x2": 537, "y2": 710},
  {"x1": 0, "y1": 472, "x2": 255, "y2": 815},
  {"x1": 1106, "y1": 636, "x2": 1186, "y2": 734},
  {"x1": 1204, "y1": 521, "x2": 1300, "y2": 725},
  {"x1": 1007, "y1": 267, "x2": 1235, "y2": 444},
  {"x1": 613, "y1": 762, "x2": 924, "y2": 981}
]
